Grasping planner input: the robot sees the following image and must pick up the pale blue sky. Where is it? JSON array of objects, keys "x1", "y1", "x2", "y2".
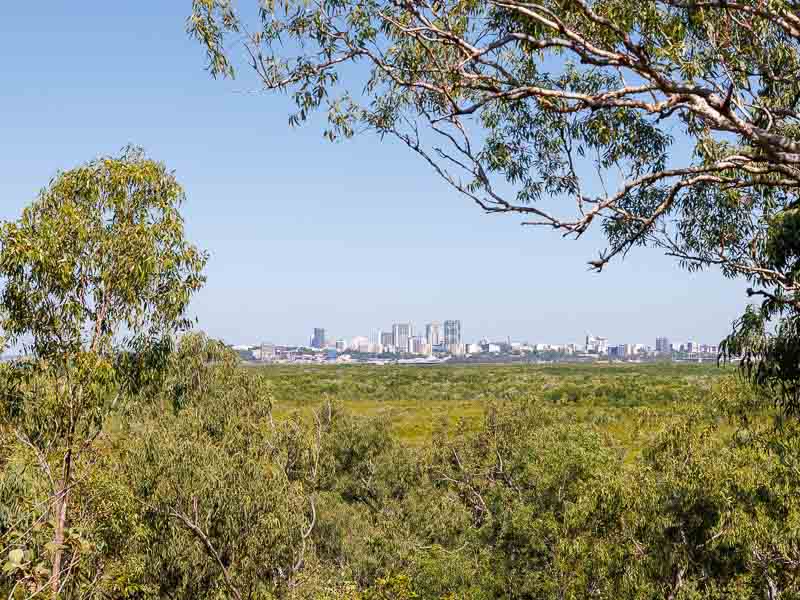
[{"x1": 0, "y1": 2, "x2": 747, "y2": 346}]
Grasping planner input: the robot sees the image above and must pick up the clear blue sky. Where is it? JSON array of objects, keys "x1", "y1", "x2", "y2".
[{"x1": 0, "y1": 2, "x2": 747, "y2": 347}]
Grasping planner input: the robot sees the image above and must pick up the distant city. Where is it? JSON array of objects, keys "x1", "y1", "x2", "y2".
[{"x1": 232, "y1": 322, "x2": 723, "y2": 365}]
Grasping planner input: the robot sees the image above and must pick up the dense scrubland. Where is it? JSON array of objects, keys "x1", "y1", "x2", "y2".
[
  {"x1": 265, "y1": 362, "x2": 726, "y2": 449},
  {"x1": 5, "y1": 338, "x2": 799, "y2": 598}
]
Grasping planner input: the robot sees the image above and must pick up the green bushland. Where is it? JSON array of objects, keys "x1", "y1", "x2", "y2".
[
  {"x1": 264, "y1": 362, "x2": 727, "y2": 453},
  {"x1": 5, "y1": 341, "x2": 797, "y2": 599}
]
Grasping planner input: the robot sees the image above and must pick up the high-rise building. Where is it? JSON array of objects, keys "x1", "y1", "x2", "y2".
[
  {"x1": 585, "y1": 333, "x2": 608, "y2": 354},
  {"x1": 610, "y1": 344, "x2": 626, "y2": 358},
  {"x1": 425, "y1": 322, "x2": 442, "y2": 346},
  {"x1": 392, "y1": 323, "x2": 413, "y2": 352},
  {"x1": 380, "y1": 331, "x2": 394, "y2": 348},
  {"x1": 655, "y1": 336, "x2": 671, "y2": 354},
  {"x1": 443, "y1": 320, "x2": 462, "y2": 345},
  {"x1": 311, "y1": 328, "x2": 326, "y2": 349}
]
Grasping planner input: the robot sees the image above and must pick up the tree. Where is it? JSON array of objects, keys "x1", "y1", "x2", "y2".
[
  {"x1": 188, "y1": 0, "x2": 800, "y2": 401},
  {"x1": 113, "y1": 337, "x2": 311, "y2": 599},
  {"x1": 0, "y1": 147, "x2": 207, "y2": 595}
]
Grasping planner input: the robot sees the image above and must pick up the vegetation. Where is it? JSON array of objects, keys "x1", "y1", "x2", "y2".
[
  {"x1": 0, "y1": 148, "x2": 207, "y2": 596},
  {"x1": 6, "y1": 311, "x2": 800, "y2": 599},
  {"x1": 3, "y1": 2, "x2": 800, "y2": 594},
  {"x1": 262, "y1": 362, "x2": 722, "y2": 445}
]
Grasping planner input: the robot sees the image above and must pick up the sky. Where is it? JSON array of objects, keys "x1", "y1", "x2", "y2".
[{"x1": 0, "y1": 2, "x2": 748, "y2": 347}]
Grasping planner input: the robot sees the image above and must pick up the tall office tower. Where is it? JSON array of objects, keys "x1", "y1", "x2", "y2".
[
  {"x1": 586, "y1": 333, "x2": 609, "y2": 354},
  {"x1": 311, "y1": 328, "x2": 326, "y2": 349},
  {"x1": 655, "y1": 336, "x2": 671, "y2": 354},
  {"x1": 380, "y1": 331, "x2": 394, "y2": 348},
  {"x1": 392, "y1": 323, "x2": 413, "y2": 352},
  {"x1": 425, "y1": 322, "x2": 442, "y2": 346},
  {"x1": 370, "y1": 329, "x2": 383, "y2": 345},
  {"x1": 443, "y1": 320, "x2": 462, "y2": 345}
]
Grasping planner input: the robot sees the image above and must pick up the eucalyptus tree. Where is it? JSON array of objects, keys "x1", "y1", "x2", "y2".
[
  {"x1": 0, "y1": 147, "x2": 207, "y2": 595},
  {"x1": 189, "y1": 0, "x2": 800, "y2": 405},
  {"x1": 113, "y1": 341, "x2": 310, "y2": 600}
]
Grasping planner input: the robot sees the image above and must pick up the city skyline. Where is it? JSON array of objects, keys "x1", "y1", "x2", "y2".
[
  {"x1": 248, "y1": 322, "x2": 723, "y2": 352},
  {"x1": 235, "y1": 322, "x2": 722, "y2": 364}
]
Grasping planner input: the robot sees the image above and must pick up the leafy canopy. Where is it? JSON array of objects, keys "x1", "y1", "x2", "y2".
[{"x1": 0, "y1": 145, "x2": 207, "y2": 360}]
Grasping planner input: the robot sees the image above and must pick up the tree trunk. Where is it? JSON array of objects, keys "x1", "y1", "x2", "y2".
[{"x1": 50, "y1": 448, "x2": 72, "y2": 597}]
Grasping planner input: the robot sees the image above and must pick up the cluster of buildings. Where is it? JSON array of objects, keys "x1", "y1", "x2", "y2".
[
  {"x1": 584, "y1": 334, "x2": 718, "y2": 360},
  {"x1": 233, "y1": 327, "x2": 722, "y2": 364},
  {"x1": 310, "y1": 320, "x2": 464, "y2": 356}
]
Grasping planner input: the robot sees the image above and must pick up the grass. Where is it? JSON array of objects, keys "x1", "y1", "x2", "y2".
[{"x1": 260, "y1": 362, "x2": 731, "y2": 452}]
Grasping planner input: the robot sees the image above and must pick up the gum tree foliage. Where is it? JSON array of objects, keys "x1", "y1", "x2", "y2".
[
  {"x1": 188, "y1": 0, "x2": 800, "y2": 407},
  {"x1": 0, "y1": 147, "x2": 207, "y2": 595},
  {"x1": 107, "y1": 334, "x2": 310, "y2": 600}
]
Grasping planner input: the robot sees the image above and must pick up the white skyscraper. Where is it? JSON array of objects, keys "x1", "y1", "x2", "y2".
[
  {"x1": 443, "y1": 320, "x2": 461, "y2": 345},
  {"x1": 392, "y1": 323, "x2": 413, "y2": 352},
  {"x1": 426, "y1": 322, "x2": 442, "y2": 346},
  {"x1": 585, "y1": 333, "x2": 608, "y2": 354}
]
